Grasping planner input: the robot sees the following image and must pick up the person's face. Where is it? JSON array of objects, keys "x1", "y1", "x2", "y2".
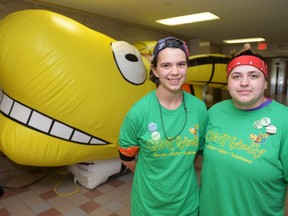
[
  {"x1": 227, "y1": 65, "x2": 267, "y2": 110},
  {"x1": 151, "y1": 47, "x2": 187, "y2": 92}
]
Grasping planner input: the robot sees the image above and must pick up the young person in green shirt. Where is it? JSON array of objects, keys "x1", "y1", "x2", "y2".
[
  {"x1": 200, "y1": 44, "x2": 288, "y2": 216},
  {"x1": 118, "y1": 37, "x2": 207, "y2": 216}
]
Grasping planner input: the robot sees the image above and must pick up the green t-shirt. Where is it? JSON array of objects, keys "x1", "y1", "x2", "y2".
[
  {"x1": 119, "y1": 90, "x2": 207, "y2": 216},
  {"x1": 200, "y1": 99, "x2": 288, "y2": 216}
]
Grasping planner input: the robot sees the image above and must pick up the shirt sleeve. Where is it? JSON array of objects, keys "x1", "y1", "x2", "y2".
[{"x1": 118, "y1": 109, "x2": 140, "y2": 161}]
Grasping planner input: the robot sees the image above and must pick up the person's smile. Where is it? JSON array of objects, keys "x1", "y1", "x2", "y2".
[{"x1": 237, "y1": 89, "x2": 252, "y2": 95}]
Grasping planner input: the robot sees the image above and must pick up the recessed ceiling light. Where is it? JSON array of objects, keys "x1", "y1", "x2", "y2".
[
  {"x1": 156, "y1": 12, "x2": 220, "y2": 26},
  {"x1": 223, "y1": 38, "x2": 265, "y2": 44}
]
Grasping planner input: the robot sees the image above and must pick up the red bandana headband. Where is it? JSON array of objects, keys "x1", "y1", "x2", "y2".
[{"x1": 226, "y1": 55, "x2": 268, "y2": 78}]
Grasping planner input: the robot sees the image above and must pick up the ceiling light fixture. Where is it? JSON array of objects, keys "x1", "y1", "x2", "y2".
[
  {"x1": 223, "y1": 38, "x2": 265, "y2": 44},
  {"x1": 156, "y1": 12, "x2": 220, "y2": 26}
]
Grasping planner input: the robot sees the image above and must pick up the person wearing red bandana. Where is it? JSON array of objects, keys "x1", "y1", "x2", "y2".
[{"x1": 199, "y1": 44, "x2": 288, "y2": 216}]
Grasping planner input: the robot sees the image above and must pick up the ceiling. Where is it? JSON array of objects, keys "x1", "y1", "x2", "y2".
[{"x1": 27, "y1": 0, "x2": 288, "y2": 47}]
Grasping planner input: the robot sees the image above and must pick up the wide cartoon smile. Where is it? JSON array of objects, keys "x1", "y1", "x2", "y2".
[{"x1": 0, "y1": 91, "x2": 108, "y2": 145}]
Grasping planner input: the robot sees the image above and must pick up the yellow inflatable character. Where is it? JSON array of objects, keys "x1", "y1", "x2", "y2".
[{"x1": 0, "y1": 10, "x2": 155, "y2": 166}]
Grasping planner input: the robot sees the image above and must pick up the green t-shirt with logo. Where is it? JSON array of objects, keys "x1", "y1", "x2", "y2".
[
  {"x1": 200, "y1": 99, "x2": 288, "y2": 216},
  {"x1": 119, "y1": 90, "x2": 207, "y2": 216}
]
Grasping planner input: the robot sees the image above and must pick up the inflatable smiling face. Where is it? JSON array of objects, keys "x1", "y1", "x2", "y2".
[{"x1": 0, "y1": 10, "x2": 155, "y2": 166}]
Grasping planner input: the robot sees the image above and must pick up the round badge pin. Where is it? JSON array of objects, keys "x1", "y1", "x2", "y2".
[
  {"x1": 148, "y1": 122, "x2": 157, "y2": 132},
  {"x1": 260, "y1": 117, "x2": 271, "y2": 126},
  {"x1": 266, "y1": 125, "x2": 277, "y2": 135},
  {"x1": 151, "y1": 131, "x2": 160, "y2": 141},
  {"x1": 254, "y1": 120, "x2": 263, "y2": 129}
]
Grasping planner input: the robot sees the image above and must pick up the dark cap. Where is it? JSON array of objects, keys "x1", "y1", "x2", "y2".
[{"x1": 151, "y1": 37, "x2": 189, "y2": 62}]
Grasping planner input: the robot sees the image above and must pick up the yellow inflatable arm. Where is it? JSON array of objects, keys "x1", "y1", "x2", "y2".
[
  {"x1": 186, "y1": 54, "x2": 229, "y2": 100},
  {"x1": 187, "y1": 54, "x2": 229, "y2": 88}
]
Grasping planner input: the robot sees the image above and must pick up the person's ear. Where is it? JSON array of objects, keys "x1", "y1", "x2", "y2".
[{"x1": 151, "y1": 65, "x2": 159, "y2": 78}]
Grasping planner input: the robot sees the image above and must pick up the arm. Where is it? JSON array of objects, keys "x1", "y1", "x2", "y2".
[
  {"x1": 118, "y1": 146, "x2": 139, "y2": 173},
  {"x1": 118, "y1": 107, "x2": 140, "y2": 173},
  {"x1": 194, "y1": 151, "x2": 201, "y2": 163},
  {"x1": 121, "y1": 159, "x2": 137, "y2": 172}
]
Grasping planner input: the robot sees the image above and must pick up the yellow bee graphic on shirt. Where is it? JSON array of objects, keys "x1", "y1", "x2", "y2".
[
  {"x1": 249, "y1": 133, "x2": 269, "y2": 144},
  {"x1": 189, "y1": 125, "x2": 199, "y2": 135}
]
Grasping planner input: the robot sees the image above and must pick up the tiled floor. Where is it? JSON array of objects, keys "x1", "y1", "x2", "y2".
[
  {"x1": 0, "y1": 156, "x2": 133, "y2": 216},
  {"x1": 1, "y1": 155, "x2": 288, "y2": 216}
]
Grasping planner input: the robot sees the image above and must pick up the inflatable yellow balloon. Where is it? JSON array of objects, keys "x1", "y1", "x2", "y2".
[
  {"x1": 0, "y1": 10, "x2": 155, "y2": 166},
  {"x1": 187, "y1": 54, "x2": 229, "y2": 89},
  {"x1": 187, "y1": 54, "x2": 229, "y2": 100}
]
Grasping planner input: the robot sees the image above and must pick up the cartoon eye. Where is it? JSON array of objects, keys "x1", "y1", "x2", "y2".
[{"x1": 111, "y1": 41, "x2": 147, "y2": 85}]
